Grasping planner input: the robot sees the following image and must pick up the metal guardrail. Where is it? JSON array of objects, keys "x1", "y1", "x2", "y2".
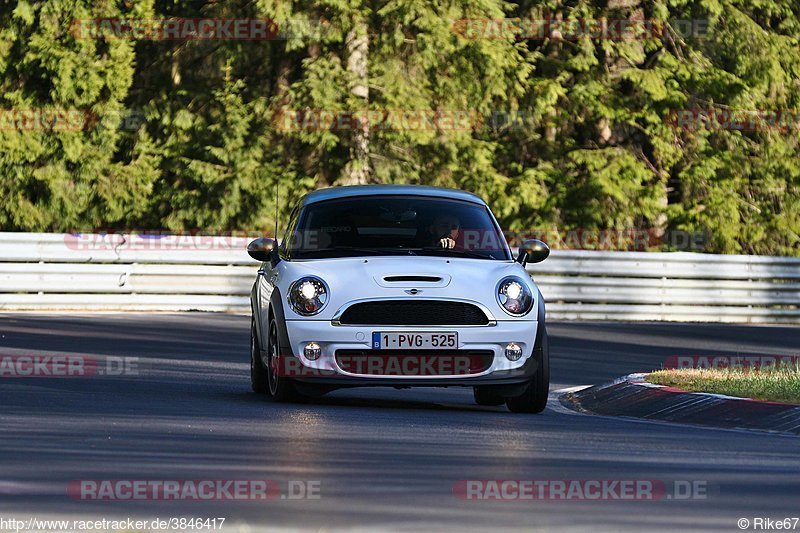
[{"x1": 1, "y1": 232, "x2": 798, "y2": 322}]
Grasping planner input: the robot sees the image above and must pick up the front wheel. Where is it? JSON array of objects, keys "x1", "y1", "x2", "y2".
[
  {"x1": 265, "y1": 317, "x2": 303, "y2": 402},
  {"x1": 506, "y1": 329, "x2": 549, "y2": 413}
]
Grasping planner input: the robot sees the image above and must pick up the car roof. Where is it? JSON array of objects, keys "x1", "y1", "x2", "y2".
[{"x1": 299, "y1": 185, "x2": 487, "y2": 206}]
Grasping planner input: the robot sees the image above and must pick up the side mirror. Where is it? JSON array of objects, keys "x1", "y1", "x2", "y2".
[
  {"x1": 247, "y1": 237, "x2": 279, "y2": 265},
  {"x1": 517, "y1": 239, "x2": 549, "y2": 266}
]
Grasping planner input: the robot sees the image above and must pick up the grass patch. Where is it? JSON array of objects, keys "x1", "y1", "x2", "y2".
[{"x1": 647, "y1": 365, "x2": 800, "y2": 404}]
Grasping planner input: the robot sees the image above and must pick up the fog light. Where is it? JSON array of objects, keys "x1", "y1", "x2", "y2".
[
  {"x1": 505, "y1": 343, "x2": 523, "y2": 361},
  {"x1": 304, "y1": 342, "x2": 321, "y2": 360}
]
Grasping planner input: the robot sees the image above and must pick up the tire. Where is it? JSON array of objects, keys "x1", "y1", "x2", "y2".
[
  {"x1": 250, "y1": 318, "x2": 269, "y2": 394},
  {"x1": 265, "y1": 316, "x2": 303, "y2": 402},
  {"x1": 473, "y1": 387, "x2": 505, "y2": 406},
  {"x1": 506, "y1": 328, "x2": 549, "y2": 413}
]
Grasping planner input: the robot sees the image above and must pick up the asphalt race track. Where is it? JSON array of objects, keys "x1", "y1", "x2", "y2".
[{"x1": 1, "y1": 313, "x2": 799, "y2": 531}]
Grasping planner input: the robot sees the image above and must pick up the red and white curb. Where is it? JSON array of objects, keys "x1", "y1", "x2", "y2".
[{"x1": 561, "y1": 373, "x2": 800, "y2": 435}]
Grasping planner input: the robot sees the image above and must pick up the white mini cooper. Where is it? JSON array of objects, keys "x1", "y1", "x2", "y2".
[{"x1": 247, "y1": 185, "x2": 550, "y2": 413}]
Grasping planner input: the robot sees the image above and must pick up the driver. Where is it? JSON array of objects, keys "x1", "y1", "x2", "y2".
[{"x1": 429, "y1": 214, "x2": 461, "y2": 249}]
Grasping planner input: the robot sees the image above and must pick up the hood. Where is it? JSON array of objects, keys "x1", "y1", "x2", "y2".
[{"x1": 275, "y1": 256, "x2": 537, "y2": 321}]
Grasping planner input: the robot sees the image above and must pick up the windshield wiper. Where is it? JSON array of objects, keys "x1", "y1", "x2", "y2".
[
  {"x1": 304, "y1": 246, "x2": 415, "y2": 257},
  {"x1": 413, "y1": 247, "x2": 495, "y2": 259}
]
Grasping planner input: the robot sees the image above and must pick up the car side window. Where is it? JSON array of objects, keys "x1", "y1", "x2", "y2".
[{"x1": 280, "y1": 206, "x2": 300, "y2": 260}]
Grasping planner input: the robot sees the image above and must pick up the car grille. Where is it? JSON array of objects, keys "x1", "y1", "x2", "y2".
[
  {"x1": 336, "y1": 300, "x2": 490, "y2": 326},
  {"x1": 335, "y1": 350, "x2": 494, "y2": 376}
]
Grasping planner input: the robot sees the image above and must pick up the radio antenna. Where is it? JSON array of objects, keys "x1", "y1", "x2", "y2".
[{"x1": 274, "y1": 184, "x2": 279, "y2": 240}]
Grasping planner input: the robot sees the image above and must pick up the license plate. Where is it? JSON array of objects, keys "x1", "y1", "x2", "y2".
[{"x1": 372, "y1": 332, "x2": 458, "y2": 350}]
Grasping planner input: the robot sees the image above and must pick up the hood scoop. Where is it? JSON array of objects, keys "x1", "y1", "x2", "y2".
[
  {"x1": 383, "y1": 275, "x2": 442, "y2": 283},
  {"x1": 374, "y1": 273, "x2": 452, "y2": 288}
]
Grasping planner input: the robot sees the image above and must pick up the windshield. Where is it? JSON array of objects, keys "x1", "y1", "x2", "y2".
[{"x1": 284, "y1": 195, "x2": 510, "y2": 260}]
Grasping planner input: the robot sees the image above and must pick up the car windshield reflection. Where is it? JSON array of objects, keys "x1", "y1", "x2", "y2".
[{"x1": 285, "y1": 196, "x2": 510, "y2": 260}]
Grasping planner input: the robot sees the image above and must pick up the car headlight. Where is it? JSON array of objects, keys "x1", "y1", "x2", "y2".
[
  {"x1": 288, "y1": 277, "x2": 329, "y2": 316},
  {"x1": 497, "y1": 276, "x2": 533, "y2": 316}
]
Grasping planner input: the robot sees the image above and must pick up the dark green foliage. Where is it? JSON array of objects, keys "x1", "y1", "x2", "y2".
[{"x1": 0, "y1": 0, "x2": 797, "y2": 254}]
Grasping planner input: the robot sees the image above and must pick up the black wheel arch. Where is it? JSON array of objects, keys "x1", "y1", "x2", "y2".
[
  {"x1": 268, "y1": 287, "x2": 294, "y2": 358},
  {"x1": 533, "y1": 288, "x2": 547, "y2": 356}
]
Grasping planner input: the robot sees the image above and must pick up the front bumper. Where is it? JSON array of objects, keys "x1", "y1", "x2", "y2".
[{"x1": 281, "y1": 319, "x2": 540, "y2": 387}]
